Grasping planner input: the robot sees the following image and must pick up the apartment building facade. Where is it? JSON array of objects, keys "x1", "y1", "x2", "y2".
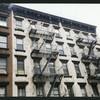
[{"x1": 0, "y1": 3, "x2": 100, "y2": 97}]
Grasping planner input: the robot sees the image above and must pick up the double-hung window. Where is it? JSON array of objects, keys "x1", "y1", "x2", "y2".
[
  {"x1": 54, "y1": 28, "x2": 60, "y2": 37},
  {"x1": 36, "y1": 83, "x2": 44, "y2": 97},
  {"x1": 0, "y1": 36, "x2": 7, "y2": 48},
  {"x1": 18, "y1": 86, "x2": 26, "y2": 97},
  {"x1": 48, "y1": 61, "x2": 55, "y2": 75},
  {"x1": 17, "y1": 58, "x2": 25, "y2": 75},
  {"x1": 62, "y1": 62, "x2": 69, "y2": 75},
  {"x1": 59, "y1": 44, "x2": 64, "y2": 55},
  {"x1": 0, "y1": 87, "x2": 6, "y2": 97},
  {"x1": 16, "y1": 19, "x2": 22, "y2": 28},
  {"x1": 34, "y1": 59, "x2": 41, "y2": 74},
  {"x1": 0, "y1": 16, "x2": 7, "y2": 27},
  {"x1": 67, "y1": 84, "x2": 74, "y2": 97},
  {"x1": 51, "y1": 87, "x2": 60, "y2": 97},
  {"x1": 43, "y1": 26, "x2": 48, "y2": 35},
  {"x1": 0, "y1": 58, "x2": 7, "y2": 74},
  {"x1": 74, "y1": 64, "x2": 81, "y2": 77},
  {"x1": 91, "y1": 85, "x2": 99, "y2": 97},
  {"x1": 46, "y1": 43, "x2": 51, "y2": 54},
  {"x1": 80, "y1": 85, "x2": 87, "y2": 97},
  {"x1": 16, "y1": 38, "x2": 23, "y2": 50}
]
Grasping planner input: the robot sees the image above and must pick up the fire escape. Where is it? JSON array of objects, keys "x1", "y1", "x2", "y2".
[
  {"x1": 76, "y1": 33, "x2": 100, "y2": 83},
  {"x1": 29, "y1": 22, "x2": 63, "y2": 97}
]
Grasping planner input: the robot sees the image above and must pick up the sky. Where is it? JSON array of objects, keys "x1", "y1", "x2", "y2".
[{"x1": 14, "y1": 4, "x2": 100, "y2": 37}]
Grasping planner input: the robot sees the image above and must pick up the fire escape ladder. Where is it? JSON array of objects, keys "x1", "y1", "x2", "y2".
[
  {"x1": 47, "y1": 75, "x2": 58, "y2": 97},
  {"x1": 41, "y1": 53, "x2": 54, "y2": 74}
]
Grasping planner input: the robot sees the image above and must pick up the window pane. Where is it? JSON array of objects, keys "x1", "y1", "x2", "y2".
[
  {"x1": 0, "y1": 58, "x2": 6, "y2": 73},
  {"x1": 0, "y1": 36, "x2": 7, "y2": 48},
  {"x1": 92, "y1": 85, "x2": 99, "y2": 97},
  {"x1": 52, "y1": 87, "x2": 60, "y2": 97},
  {"x1": 17, "y1": 59, "x2": 24, "y2": 74},
  {"x1": 54, "y1": 29, "x2": 59, "y2": 33},
  {"x1": 16, "y1": 38, "x2": 23, "y2": 50},
  {"x1": 16, "y1": 20, "x2": 22, "y2": 27},
  {"x1": 17, "y1": 38, "x2": 23, "y2": 44},
  {"x1": 0, "y1": 87, "x2": 5, "y2": 97},
  {"x1": 65, "y1": 31, "x2": 69, "y2": 36},
  {"x1": 80, "y1": 86, "x2": 87, "y2": 97},
  {"x1": 36, "y1": 83, "x2": 44, "y2": 97},
  {"x1": 67, "y1": 85, "x2": 74, "y2": 97},
  {"x1": 31, "y1": 24, "x2": 36, "y2": 29},
  {"x1": 74, "y1": 64, "x2": 81, "y2": 76},
  {"x1": 0, "y1": 16, "x2": 7, "y2": 27},
  {"x1": 18, "y1": 87, "x2": 26, "y2": 97}
]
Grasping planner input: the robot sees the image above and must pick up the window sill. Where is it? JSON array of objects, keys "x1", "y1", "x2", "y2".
[
  {"x1": 55, "y1": 36, "x2": 62, "y2": 39},
  {"x1": 0, "y1": 48, "x2": 9, "y2": 50},
  {"x1": 15, "y1": 28, "x2": 24, "y2": 32},
  {"x1": 16, "y1": 74, "x2": 27, "y2": 77},
  {"x1": 0, "y1": 25, "x2": 9, "y2": 29},
  {"x1": 77, "y1": 76, "x2": 84, "y2": 78},
  {"x1": 0, "y1": 73, "x2": 8, "y2": 76},
  {"x1": 15, "y1": 49, "x2": 26, "y2": 52}
]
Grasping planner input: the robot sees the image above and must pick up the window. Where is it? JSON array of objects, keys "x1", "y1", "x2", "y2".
[
  {"x1": 34, "y1": 59, "x2": 41, "y2": 74},
  {"x1": 65, "y1": 30, "x2": 70, "y2": 36},
  {"x1": 58, "y1": 44, "x2": 64, "y2": 55},
  {"x1": 32, "y1": 41, "x2": 38, "y2": 49},
  {"x1": 18, "y1": 86, "x2": 26, "y2": 97},
  {"x1": 0, "y1": 58, "x2": 7, "y2": 74},
  {"x1": 0, "y1": 87, "x2": 6, "y2": 97},
  {"x1": 91, "y1": 85, "x2": 99, "y2": 97},
  {"x1": 16, "y1": 19, "x2": 22, "y2": 28},
  {"x1": 46, "y1": 43, "x2": 51, "y2": 54},
  {"x1": 62, "y1": 62, "x2": 69, "y2": 75},
  {"x1": 48, "y1": 61, "x2": 55, "y2": 75},
  {"x1": 51, "y1": 87, "x2": 60, "y2": 97},
  {"x1": 31, "y1": 24, "x2": 36, "y2": 29},
  {"x1": 36, "y1": 83, "x2": 44, "y2": 97},
  {"x1": 69, "y1": 46, "x2": 75, "y2": 55},
  {"x1": 0, "y1": 36, "x2": 7, "y2": 48},
  {"x1": 17, "y1": 58, "x2": 25, "y2": 74},
  {"x1": 80, "y1": 85, "x2": 87, "y2": 97},
  {"x1": 54, "y1": 28, "x2": 60, "y2": 37},
  {"x1": 67, "y1": 84, "x2": 74, "y2": 97},
  {"x1": 0, "y1": 16, "x2": 7, "y2": 27},
  {"x1": 43, "y1": 26, "x2": 49, "y2": 34},
  {"x1": 16, "y1": 38, "x2": 23, "y2": 50},
  {"x1": 74, "y1": 64, "x2": 81, "y2": 77}
]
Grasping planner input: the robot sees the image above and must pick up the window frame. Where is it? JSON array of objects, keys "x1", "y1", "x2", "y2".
[
  {"x1": 58, "y1": 44, "x2": 64, "y2": 55},
  {"x1": 51, "y1": 87, "x2": 60, "y2": 97},
  {"x1": 0, "y1": 16, "x2": 7, "y2": 27},
  {"x1": 16, "y1": 37, "x2": 24, "y2": 50},
  {"x1": 48, "y1": 61, "x2": 55, "y2": 75},
  {"x1": 18, "y1": 86, "x2": 26, "y2": 97},
  {"x1": 80, "y1": 85, "x2": 87, "y2": 97},
  {"x1": 74, "y1": 63, "x2": 82, "y2": 77},
  {"x1": 16, "y1": 19, "x2": 22, "y2": 28},
  {"x1": 0, "y1": 86, "x2": 6, "y2": 97},
  {"x1": 62, "y1": 62, "x2": 69, "y2": 75},
  {"x1": 67, "y1": 84, "x2": 74, "y2": 97},
  {"x1": 46, "y1": 43, "x2": 52, "y2": 54},
  {"x1": 0, "y1": 57, "x2": 7, "y2": 74},
  {"x1": 36, "y1": 83, "x2": 44, "y2": 97},
  {"x1": 0, "y1": 35, "x2": 7, "y2": 49},
  {"x1": 17, "y1": 58, "x2": 25, "y2": 75},
  {"x1": 91, "y1": 84, "x2": 99, "y2": 97}
]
